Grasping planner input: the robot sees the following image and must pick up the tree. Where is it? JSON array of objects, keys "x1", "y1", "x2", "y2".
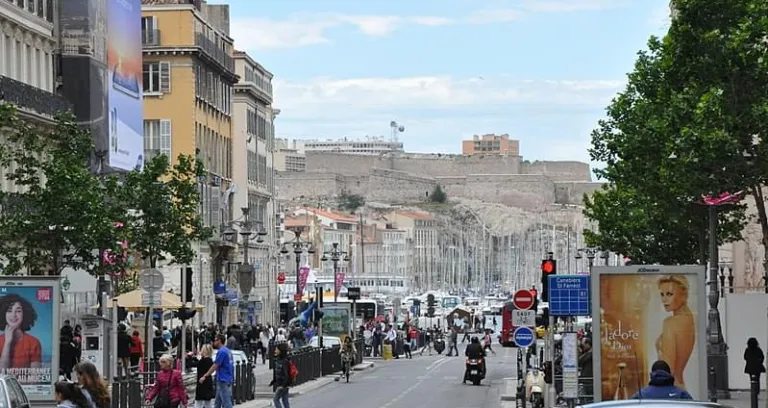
[
  {"x1": 0, "y1": 104, "x2": 127, "y2": 275},
  {"x1": 429, "y1": 185, "x2": 447, "y2": 203},
  {"x1": 338, "y1": 190, "x2": 364, "y2": 213},
  {"x1": 119, "y1": 154, "x2": 212, "y2": 268},
  {"x1": 584, "y1": 24, "x2": 748, "y2": 263}
]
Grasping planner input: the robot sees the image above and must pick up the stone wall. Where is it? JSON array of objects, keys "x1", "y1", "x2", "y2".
[
  {"x1": 276, "y1": 172, "x2": 343, "y2": 200},
  {"x1": 554, "y1": 182, "x2": 604, "y2": 205},
  {"x1": 523, "y1": 161, "x2": 593, "y2": 182},
  {"x1": 367, "y1": 168, "x2": 437, "y2": 203}
]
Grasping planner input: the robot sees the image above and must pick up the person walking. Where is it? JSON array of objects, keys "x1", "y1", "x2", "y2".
[
  {"x1": 199, "y1": 334, "x2": 234, "y2": 408},
  {"x1": 270, "y1": 343, "x2": 292, "y2": 408},
  {"x1": 631, "y1": 360, "x2": 692, "y2": 400},
  {"x1": 145, "y1": 354, "x2": 188, "y2": 408},
  {"x1": 744, "y1": 337, "x2": 766, "y2": 396},
  {"x1": 195, "y1": 345, "x2": 216, "y2": 408}
]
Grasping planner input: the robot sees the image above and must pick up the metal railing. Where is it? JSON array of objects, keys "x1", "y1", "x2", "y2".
[
  {"x1": 194, "y1": 33, "x2": 235, "y2": 73},
  {"x1": 0, "y1": 75, "x2": 71, "y2": 117}
]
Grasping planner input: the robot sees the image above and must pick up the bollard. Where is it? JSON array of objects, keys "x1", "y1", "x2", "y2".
[
  {"x1": 752, "y1": 374, "x2": 759, "y2": 408},
  {"x1": 709, "y1": 365, "x2": 717, "y2": 402}
]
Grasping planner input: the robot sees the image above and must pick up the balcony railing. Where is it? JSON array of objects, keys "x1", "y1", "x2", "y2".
[
  {"x1": 0, "y1": 75, "x2": 71, "y2": 118},
  {"x1": 142, "y1": 29, "x2": 161, "y2": 46},
  {"x1": 195, "y1": 33, "x2": 235, "y2": 73}
]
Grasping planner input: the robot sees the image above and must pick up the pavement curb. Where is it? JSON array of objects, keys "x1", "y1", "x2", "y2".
[
  {"x1": 500, "y1": 394, "x2": 517, "y2": 401},
  {"x1": 353, "y1": 361, "x2": 375, "y2": 371},
  {"x1": 253, "y1": 377, "x2": 335, "y2": 398}
]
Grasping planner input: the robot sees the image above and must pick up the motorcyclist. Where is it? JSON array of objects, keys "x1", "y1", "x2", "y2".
[{"x1": 463, "y1": 336, "x2": 486, "y2": 383}]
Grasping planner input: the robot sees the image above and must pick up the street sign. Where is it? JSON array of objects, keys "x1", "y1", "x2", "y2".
[
  {"x1": 548, "y1": 275, "x2": 590, "y2": 316},
  {"x1": 512, "y1": 309, "x2": 536, "y2": 326},
  {"x1": 512, "y1": 289, "x2": 535, "y2": 310},
  {"x1": 139, "y1": 268, "x2": 164, "y2": 291},
  {"x1": 141, "y1": 291, "x2": 161, "y2": 307},
  {"x1": 254, "y1": 301, "x2": 263, "y2": 312},
  {"x1": 277, "y1": 272, "x2": 286, "y2": 284},
  {"x1": 293, "y1": 293, "x2": 302, "y2": 302},
  {"x1": 512, "y1": 326, "x2": 535, "y2": 348},
  {"x1": 347, "y1": 287, "x2": 361, "y2": 300}
]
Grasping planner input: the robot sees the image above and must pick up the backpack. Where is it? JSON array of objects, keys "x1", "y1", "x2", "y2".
[{"x1": 288, "y1": 360, "x2": 299, "y2": 384}]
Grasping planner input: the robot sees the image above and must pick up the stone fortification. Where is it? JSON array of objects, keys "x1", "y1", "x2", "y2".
[{"x1": 277, "y1": 152, "x2": 602, "y2": 209}]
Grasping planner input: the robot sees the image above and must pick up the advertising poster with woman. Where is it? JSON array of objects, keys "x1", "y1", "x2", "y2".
[
  {"x1": 0, "y1": 278, "x2": 60, "y2": 401},
  {"x1": 591, "y1": 265, "x2": 706, "y2": 401}
]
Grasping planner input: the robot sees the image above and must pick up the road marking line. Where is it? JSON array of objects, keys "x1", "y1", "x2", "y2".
[
  {"x1": 426, "y1": 357, "x2": 446, "y2": 370},
  {"x1": 381, "y1": 354, "x2": 453, "y2": 408}
]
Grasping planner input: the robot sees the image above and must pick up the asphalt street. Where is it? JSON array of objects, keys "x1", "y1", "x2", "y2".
[{"x1": 286, "y1": 345, "x2": 519, "y2": 408}]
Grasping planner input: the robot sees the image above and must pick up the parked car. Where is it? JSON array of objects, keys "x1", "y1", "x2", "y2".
[
  {"x1": 580, "y1": 400, "x2": 732, "y2": 408},
  {"x1": 0, "y1": 375, "x2": 31, "y2": 408},
  {"x1": 309, "y1": 336, "x2": 341, "y2": 349}
]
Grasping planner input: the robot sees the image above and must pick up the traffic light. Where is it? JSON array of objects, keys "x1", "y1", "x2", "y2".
[
  {"x1": 427, "y1": 294, "x2": 436, "y2": 317},
  {"x1": 177, "y1": 306, "x2": 197, "y2": 321},
  {"x1": 540, "y1": 259, "x2": 557, "y2": 301},
  {"x1": 184, "y1": 267, "x2": 194, "y2": 302}
]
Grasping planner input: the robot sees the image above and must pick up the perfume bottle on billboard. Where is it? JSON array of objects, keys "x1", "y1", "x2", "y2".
[{"x1": 110, "y1": 108, "x2": 118, "y2": 152}]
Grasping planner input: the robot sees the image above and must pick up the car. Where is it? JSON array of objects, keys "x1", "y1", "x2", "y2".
[
  {"x1": 309, "y1": 336, "x2": 341, "y2": 349},
  {"x1": 579, "y1": 400, "x2": 733, "y2": 408},
  {"x1": 0, "y1": 375, "x2": 31, "y2": 408}
]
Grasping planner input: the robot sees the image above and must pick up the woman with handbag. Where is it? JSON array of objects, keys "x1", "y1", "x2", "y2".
[
  {"x1": 145, "y1": 354, "x2": 189, "y2": 408},
  {"x1": 195, "y1": 345, "x2": 215, "y2": 408}
]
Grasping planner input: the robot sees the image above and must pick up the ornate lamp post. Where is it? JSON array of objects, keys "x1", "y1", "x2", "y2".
[
  {"x1": 223, "y1": 207, "x2": 268, "y2": 298},
  {"x1": 279, "y1": 229, "x2": 314, "y2": 299},
  {"x1": 321, "y1": 242, "x2": 350, "y2": 302}
]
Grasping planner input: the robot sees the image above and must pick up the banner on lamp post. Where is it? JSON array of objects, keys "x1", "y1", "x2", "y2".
[
  {"x1": 298, "y1": 266, "x2": 310, "y2": 295},
  {"x1": 335, "y1": 272, "x2": 345, "y2": 296}
]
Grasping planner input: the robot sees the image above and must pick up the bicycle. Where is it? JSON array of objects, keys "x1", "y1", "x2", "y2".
[{"x1": 336, "y1": 354, "x2": 354, "y2": 383}]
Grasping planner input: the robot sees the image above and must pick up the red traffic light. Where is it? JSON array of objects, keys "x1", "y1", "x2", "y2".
[{"x1": 541, "y1": 260, "x2": 555, "y2": 274}]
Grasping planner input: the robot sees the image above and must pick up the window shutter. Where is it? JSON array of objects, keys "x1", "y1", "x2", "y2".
[
  {"x1": 159, "y1": 62, "x2": 171, "y2": 93},
  {"x1": 160, "y1": 119, "x2": 172, "y2": 157},
  {"x1": 210, "y1": 185, "x2": 221, "y2": 229}
]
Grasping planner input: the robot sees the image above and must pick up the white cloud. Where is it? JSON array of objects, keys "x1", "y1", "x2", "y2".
[
  {"x1": 230, "y1": 1, "x2": 627, "y2": 50},
  {"x1": 646, "y1": 5, "x2": 671, "y2": 32}
]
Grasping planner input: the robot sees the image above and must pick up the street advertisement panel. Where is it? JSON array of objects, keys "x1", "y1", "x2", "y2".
[
  {"x1": 591, "y1": 265, "x2": 706, "y2": 401},
  {"x1": 107, "y1": 0, "x2": 144, "y2": 171},
  {"x1": 322, "y1": 307, "x2": 351, "y2": 338},
  {"x1": 0, "y1": 277, "x2": 60, "y2": 401}
]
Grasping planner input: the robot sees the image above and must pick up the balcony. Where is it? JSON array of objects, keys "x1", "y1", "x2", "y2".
[
  {"x1": 0, "y1": 75, "x2": 71, "y2": 118},
  {"x1": 142, "y1": 29, "x2": 161, "y2": 46},
  {"x1": 195, "y1": 33, "x2": 235, "y2": 74}
]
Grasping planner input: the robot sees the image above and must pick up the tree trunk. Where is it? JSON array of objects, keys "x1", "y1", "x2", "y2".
[{"x1": 749, "y1": 185, "x2": 768, "y2": 291}]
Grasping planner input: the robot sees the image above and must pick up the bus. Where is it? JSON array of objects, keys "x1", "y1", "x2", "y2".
[
  {"x1": 279, "y1": 298, "x2": 380, "y2": 325},
  {"x1": 500, "y1": 301, "x2": 515, "y2": 347}
]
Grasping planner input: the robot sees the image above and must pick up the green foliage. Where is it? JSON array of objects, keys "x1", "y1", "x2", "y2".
[
  {"x1": 582, "y1": 0, "x2": 768, "y2": 263},
  {"x1": 118, "y1": 154, "x2": 212, "y2": 268},
  {"x1": 115, "y1": 273, "x2": 138, "y2": 295},
  {"x1": 338, "y1": 191, "x2": 364, "y2": 213},
  {"x1": 0, "y1": 104, "x2": 126, "y2": 275},
  {"x1": 429, "y1": 185, "x2": 447, "y2": 203}
]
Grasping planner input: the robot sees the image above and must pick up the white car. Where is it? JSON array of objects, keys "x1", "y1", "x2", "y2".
[{"x1": 309, "y1": 336, "x2": 341, "y2": 349}]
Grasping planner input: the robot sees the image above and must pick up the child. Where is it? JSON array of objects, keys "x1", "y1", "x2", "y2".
[{"x1": 55, "y1": 381, "x2": 90, "y2": 408}]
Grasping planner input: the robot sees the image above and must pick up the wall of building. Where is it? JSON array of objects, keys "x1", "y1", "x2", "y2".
[
  {"x1": 553, "y1": 182, "x2": 604, "y2": 205},
  {"x1": 143, "y1": 7, "x2": 195, "y2": 46},
  {"x1": 367, "y1": 169, "x2": 437, "y2": 203},
  {"x1": 522, "y1": 160, "x2": 593, "y2": 182},
  {"x1": 276, "y1": 172, "x2": 343, "y2": 200}
]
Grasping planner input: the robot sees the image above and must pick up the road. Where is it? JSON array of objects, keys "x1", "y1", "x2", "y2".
[{"x1": 287, "y1": 346, "x2": 518, "y2": 408}]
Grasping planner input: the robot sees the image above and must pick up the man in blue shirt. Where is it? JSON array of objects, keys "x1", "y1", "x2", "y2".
[{"x1": 200, "y1": 334, "x2": 234, "y2": 408}]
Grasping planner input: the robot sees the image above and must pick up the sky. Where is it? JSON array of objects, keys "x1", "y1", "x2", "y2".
[{"x1": 209, "y1": 0, "x2": 671, "y2": 167}]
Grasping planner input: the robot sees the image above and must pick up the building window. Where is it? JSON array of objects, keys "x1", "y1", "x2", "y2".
[
  {"x1": 142, "y1": 61, "x2": 171, "y2": 93},
  {"x1": 143, "y1": 119, "x2": 172, "y2": 160},
  {"x1": 141, "y1": 16, "x2": 157, "y2": 31}
]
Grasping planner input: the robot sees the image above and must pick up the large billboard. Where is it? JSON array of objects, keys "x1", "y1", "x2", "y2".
[
  {"x1": 0, "y1": 277, "x2": 60, "y2": 401},
  {"x1": 107, "y1": 0, "x2": 144, "y2": 171},
  {"x1": 591, "y1": 265, "x2": 706, "y2": 401}
]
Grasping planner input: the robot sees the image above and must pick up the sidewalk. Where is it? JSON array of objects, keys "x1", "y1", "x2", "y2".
[
  {"x1": 726, "y1": 391, "x2": 767, "y2": 408},
  {"x1": 244, "y1": 361, "x2": 376, "y2": 407}
]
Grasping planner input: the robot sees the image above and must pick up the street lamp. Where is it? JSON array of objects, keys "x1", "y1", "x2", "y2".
[
  {"x1": 279, "y1": 229, "x2": 314, "y2": 299},
  {"x1": 574, "y1": 247, "x2": 603, "y2": 272},
  {"x1": 321, "y1": 242, "x2": 350, "y2": 302},
  {"x1": 225, "y1": 207, "x2": 268, "y2": 298}
]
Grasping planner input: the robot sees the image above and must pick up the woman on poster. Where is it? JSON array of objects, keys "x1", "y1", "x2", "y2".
[
  {"x1": 655, "y1": 275, "x2": 695, "y2": 391},
  {"x1": 0, "y1": 293, "x2": 42, "y2": 369}
]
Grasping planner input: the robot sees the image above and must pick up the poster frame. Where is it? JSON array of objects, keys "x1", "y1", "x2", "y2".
[
  {"x1": 0, "y1": 276, "x2": 61, "y2": 402},
  {"x1": 590, "y1": 265, "x2": 706, "y2": 402}
]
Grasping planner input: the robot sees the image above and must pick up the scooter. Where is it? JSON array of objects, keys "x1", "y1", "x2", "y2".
[
  {"x1": 526, "y1": 368, "x2": 546, "y2": 408},
  {"x1": 464, "y1": 358, "x2": 485, "y2": 385},
  {"x1": 434, "y1": 336, "x2": 446, "y2": 354}
]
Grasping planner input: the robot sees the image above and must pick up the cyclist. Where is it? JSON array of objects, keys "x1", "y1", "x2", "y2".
[{"x1": 338, "y1": 337, "x2": 357, "y2": 381}]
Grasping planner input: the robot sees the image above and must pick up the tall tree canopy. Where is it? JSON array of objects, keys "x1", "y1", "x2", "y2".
[{"x1": 582, "y1": 0, "x2": 768, "y2": 264}]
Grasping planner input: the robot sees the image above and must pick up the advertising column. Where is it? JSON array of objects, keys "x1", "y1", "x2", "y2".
[
  {"x1": 590, "y1": 265, "x2": 707, "y2": 401},
  {"x1": 107, "y1": 0, "x2": 144, "y2": 171},
  {"x1": 0, "y1": 277, "x2": 60, "y2": 401}
]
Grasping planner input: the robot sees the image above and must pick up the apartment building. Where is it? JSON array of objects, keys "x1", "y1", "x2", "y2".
[
  {"x1": 0, "y1": 0, "x2": 70, "y2": 191},
  {"x1": 384, "y1": 211, "x2": 440, "y2": 291},
  {"x1": 231, "y1": 49, "x2": 278, "y2": 323},
  {"x1": 141, "y1": 0, "x2": 237, "y2": 324},
  {"x1": 350, "y1": 224, "x2": 408, "y2": 295},
  {"x1": 461, "y1": 134, "x2": 520, "y2": 156},
  {"x1": 274, "y1": 138, "x2": 306, "y2": 172}
]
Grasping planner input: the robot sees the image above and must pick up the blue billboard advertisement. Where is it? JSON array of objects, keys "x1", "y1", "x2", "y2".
[
  {"x1": 0, "y1": 278, "x2": 60, "y2": 401},
  {"x1": 107, "y1": 0, "x2": 144, "y2": 171}
]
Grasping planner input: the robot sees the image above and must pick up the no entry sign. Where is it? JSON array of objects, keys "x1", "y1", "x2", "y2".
[{"x1": 512, "y1": 289, "x2": 535, "y2": 310}]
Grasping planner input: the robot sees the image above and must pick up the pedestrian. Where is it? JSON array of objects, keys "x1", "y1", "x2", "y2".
[
  {"x1": 54, "y1": 381, "x2": 90, "y2": 408},
  {"x1": 195, "y1": 345, "x2": 215, "y2": 408},
  {"x1": 447, "y1": 328, "x2": 459, "y2": 357},
  {"x1": 631, "y1": 360, "x2": 692, "y2": 400},
  {"x1": 129, "y1": 331, "x2": 143, "y2": 370},
  {"x1": 199, "y1": 334, "x2": 233, "y2": 408},
  {"x1": 482, "y1": 330, "x2": 496, "y2": 356},
  {"x1": 744, "y1": 337, "x2": 766, "y2": 395},
  {"x1": 116, "y1": 324, "x2": 132, "y2": 378},
  {"x1": 270, "y1": 343, "x2": 291, "y2": 408},
  {"x1": 145, "y1": 354, "x2": 188, "y2": 408},
  {"x1": 74, "y1": 361, "x2": 111, "y2": 408}
]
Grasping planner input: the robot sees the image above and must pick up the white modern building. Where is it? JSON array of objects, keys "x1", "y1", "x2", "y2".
[
  {"x1": 231, "y1": 50, "x2": 279, "y2": 324},
  {"x1": 274, "y1": 138, "x2": 306, "y2": 172},
  {"x1": 295, "y1": 136, "x2": 403, "y2": 155}
]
